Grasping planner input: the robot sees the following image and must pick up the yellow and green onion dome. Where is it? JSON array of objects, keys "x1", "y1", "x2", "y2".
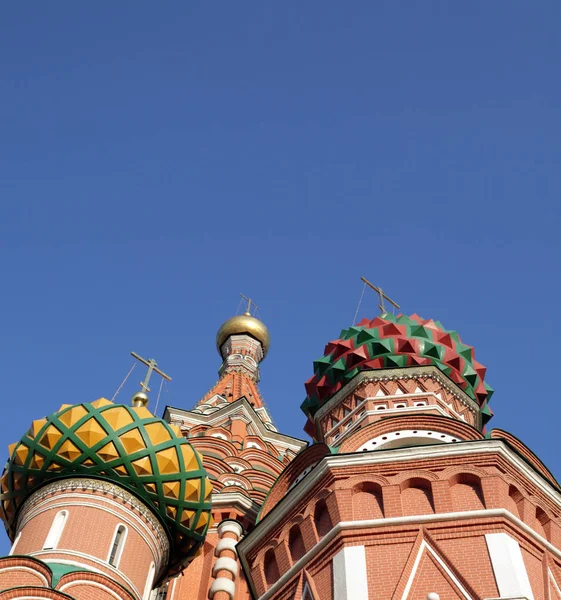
[
  {"x1": 0, "y1": 398, "x2": 212, "y2": 577},
  {"x1": 301, "y1": 313, "x2": 494, "y2": 436}
]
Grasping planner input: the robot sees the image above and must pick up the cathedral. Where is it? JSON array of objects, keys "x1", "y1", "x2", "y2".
[{"x1": 1, "y1": 298, "x2": 560, "y2": 600}]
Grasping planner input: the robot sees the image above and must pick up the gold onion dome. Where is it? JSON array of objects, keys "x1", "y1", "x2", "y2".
[
  {"x1": 0, "y1": 398, "x2": 212, "y2": 578},
  {"x1": 216, "y1": 312, "x2": 270, "y2": 358}
]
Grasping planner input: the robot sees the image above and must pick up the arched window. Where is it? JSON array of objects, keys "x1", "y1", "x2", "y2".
[
  {"x1": 288, "y1": 524, "x2": 305, "y2": 563},
  {"x1": 314, "y1": 499, "x2": 332, "y2": 539},
  {"x1": 264, "y1": 548, "x2": 279, "y2": 586},
  {"x1": 43, "y1": 510, "x2": 68, "y2": 550},
  {"x1": 108, "y1": 524, "x2": 127, "y2": 567},
  {"x1": 143, "y1": 561, "x2": 155, "y2": 600}
]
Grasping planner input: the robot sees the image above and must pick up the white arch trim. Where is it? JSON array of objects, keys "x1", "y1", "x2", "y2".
[{"x1": 357, "y1": 429, "x2": 460, "y2": 451}]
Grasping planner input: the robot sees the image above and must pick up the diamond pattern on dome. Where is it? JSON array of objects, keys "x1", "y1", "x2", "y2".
[
  {"x1": 58, "y1": 439, "x2": 81, "y2": 461},
  {"x1": 119, "y1": 428, "x2": 146, "y2": 454},
  {"x1": 145, "y1": 422, "x2": 172, "y2": 446},
  {"x1": 39, "y1": 424, "x2": 62, "y2": 450},
  {"x1": 58, "y1": 405, "x2": 87, "y2": 428},
  {"x1": 0, "y1": 398, "x2": 212, "y2": 579},
  {"x1": 75, "y1": 418, "x2": 107, "y2": 447},
  {"x1": 29, "y1": 419, "x2": 48, "y2": 439},
  {"x1": 301, "y1": 313, "x2": 493, "y2": 432}
]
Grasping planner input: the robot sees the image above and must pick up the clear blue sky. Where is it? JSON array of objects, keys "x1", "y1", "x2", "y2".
[{"x1": 1, "y1": 2, "x2": 560, "y2": 553}]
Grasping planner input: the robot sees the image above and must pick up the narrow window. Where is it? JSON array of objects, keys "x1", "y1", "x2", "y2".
[
  {"x1": 143, "y1": 561, "x2": 156, "y2": 600},
  {"x1": 108, "y1": 524, "x2": 127, "y2": 567},
  {"x1": 43, "y1": 510, "x2": 68, "y2": 550}
]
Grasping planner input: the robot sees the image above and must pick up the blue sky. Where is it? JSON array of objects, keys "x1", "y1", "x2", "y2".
[{"x1": 1, "y1": 2, "x2": 560, "y2": 553}]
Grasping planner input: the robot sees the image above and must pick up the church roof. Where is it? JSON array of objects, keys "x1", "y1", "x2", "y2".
[
  {"x1": 0, "y1": 398, "x2": 212, "y2": 578},
  {"x1": 301, "y1": 313, "x2": 493, "y2": 428}
]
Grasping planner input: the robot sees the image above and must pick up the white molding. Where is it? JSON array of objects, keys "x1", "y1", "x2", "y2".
[
  {"x1": 245, "y1": 509, "x2": 561, "y2": 600},
  {"x1": 215, "y1": 538, "x2": 238, "y2": 556},
  {"x1": 401, "y1": 540, "x2": 472, "y2": 599},
  {"x1": 209, "y1": 577, "x2": 236, "y2": 599},
  {"x1": 333, "y1": 546, "x2": 368, "y2": 600},
  {"x1": 357, "y1": 429, "x2": 458, "y2": 451},
  {"x1": 213, "y1": 556, "x2": 239, "y2": 577},
  {"x1": 244, "y1": 439, "x2": 561, "y2": 547},
  {"x1": 218, "y1": 521, "x2": 243, "y2": 538}
]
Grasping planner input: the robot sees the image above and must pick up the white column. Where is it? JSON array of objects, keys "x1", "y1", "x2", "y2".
[
  {"x1": 485, "y1": 533, "x2": 534, "y2": 600},
  {"x1": 333, "y1": 545, "x2": 368, "y2": 600}
]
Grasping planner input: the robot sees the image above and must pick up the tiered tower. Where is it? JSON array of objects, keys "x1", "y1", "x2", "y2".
[
  {"x1": 237, "y1": 312, "x2": 561, "y2": 600},
  {"x1": 162, "y1": 308, "x2": 306, "y2": 600},
  {"x1": 0, "y1": 395, "x2": 212, "y2": 600}
]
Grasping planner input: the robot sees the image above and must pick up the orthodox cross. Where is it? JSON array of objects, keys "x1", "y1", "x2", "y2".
[
  {"x1": 130, "y1": 352, "x2": 172, "y2": 395},
  {"x1": 361, "y1": 277, "x2": 400, "y2": 315},
  {"x1": 240, "y1": 293, "x2": 260, "y2": 316}
]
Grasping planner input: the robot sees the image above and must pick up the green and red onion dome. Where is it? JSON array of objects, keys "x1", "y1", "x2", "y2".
[
  {"x1": 301, "y1": 313, "x2": 493, "y2": 434},
  {"x1": 0, "y1": 398, "x2": 212, "y2": 577}
]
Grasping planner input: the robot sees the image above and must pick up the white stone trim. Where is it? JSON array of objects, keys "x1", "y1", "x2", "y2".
[
  {"x1": 209, "y1": 577, "x2": 236, "y2": 599},
  {"x1": 245, "y1": 439, "x2": 561, "y2": 547},
  {"x1": 218, "y1": 521, "x2": 243, "y2": 538},
  {"x1": 215, "y1": 538, "x2": 238, "y2": 556},
  {"x1": 357, "y1": 429, "x2": 459, "y2": 451},
  {"x1": 401, "y1": 540, "x2": 472, "y2": 599},
  {"x1": 244, "y1": 509, "x2": 561, "y2": 600},
  {"x1": 212, "y1": 556, "x2": 239, "y2": 577},
  {"x1": 333, "y1": 546, "x2": 368, "y2": 600},
  {"x1": 9, "y1": 531, "x2": 21, "y2": 555},
  {"x1": 485, "y1": 533, "x2": 535, "y2": 600}
]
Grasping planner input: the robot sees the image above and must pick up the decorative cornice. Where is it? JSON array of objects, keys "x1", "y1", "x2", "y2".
[
  {"x1": 165, "y1": 398, "x2": 307, "y2": 453},
  {"x1": 314, "y1": 366, "x2": 480, "y2": 423}
]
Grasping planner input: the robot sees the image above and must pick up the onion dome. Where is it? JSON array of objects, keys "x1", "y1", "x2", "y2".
[
  {"x1": 301, "y1": 313, "x2": 493, "y2": 424},
  {"x1": 0, "y1": 398, "x2": 212, "y2": 577},
  {"x1": 216, "y1": 312, "x2": 270, "y2": 358}
]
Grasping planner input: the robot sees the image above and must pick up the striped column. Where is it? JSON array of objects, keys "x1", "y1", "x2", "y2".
[{"x1": 209, "y1": 520, "x2": 243, "y2": 600}]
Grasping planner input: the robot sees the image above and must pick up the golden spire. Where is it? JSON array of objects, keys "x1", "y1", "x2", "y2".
[{"x1": 216, "y1": 294, "x2": 270, "y2": 358}]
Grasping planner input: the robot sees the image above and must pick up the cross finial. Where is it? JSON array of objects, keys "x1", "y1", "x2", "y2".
[
  {"x1": 130, "y1": 352, "x2": 172, "y2": 408},
  {"x1": 240, "y1": 293, "x2": 260, "y2": 317},
  {"x1": 361, "y1": 277, "x2": 400, "y2": 316}
]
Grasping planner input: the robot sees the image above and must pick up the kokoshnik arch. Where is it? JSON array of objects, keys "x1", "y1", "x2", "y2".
[{"x1": 0, "y1": 290, "x2": 560, "y2": 600}]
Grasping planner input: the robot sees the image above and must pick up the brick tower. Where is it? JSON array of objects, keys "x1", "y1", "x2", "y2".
[
  {"x1": 237, "y1": 312, "x2": 561, "y2": 600},
  {"x1": 161, "y1": 308, "x2": 307, "y2": 600}
]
